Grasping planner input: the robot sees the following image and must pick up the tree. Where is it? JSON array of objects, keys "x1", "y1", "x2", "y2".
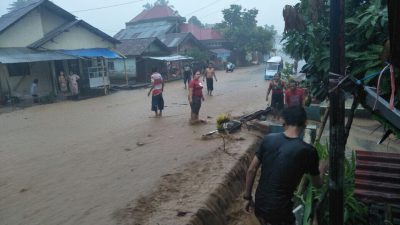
[
  {"x1": 188, "y1": 16, "x2": 204, "y2": 28},
  {"x1": 215, "y1": 5, "x2": 276, "y2": 64},
  {"x1": 143, "y1": 0, "x2": 173, "y2": 10},
  {"x1": 8, "y1": 0, "x2": 30, "y2": 12}
]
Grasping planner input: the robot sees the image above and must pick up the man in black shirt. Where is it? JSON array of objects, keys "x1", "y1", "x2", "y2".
[{"x1": 244, "y1": 106, "x2": 328, "y2": 225}]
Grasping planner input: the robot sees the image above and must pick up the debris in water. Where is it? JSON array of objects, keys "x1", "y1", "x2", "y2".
[
  {"x1": 19, "y1": 188, "x2": 28, "y2": 193},
  {"x1": 176, "y1": 211, "x2": 190, "y2": 217},
  {"x1": 136, "y1": 142, "x2": 145, "y2": 146},
  {"x1": 124, "y1": 148, "x2": 132, "y2": 151}
]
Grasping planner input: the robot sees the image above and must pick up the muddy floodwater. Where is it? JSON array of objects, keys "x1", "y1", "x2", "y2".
[{"x1": 1, "y1": 65, "x2": 399, "y2": 225}]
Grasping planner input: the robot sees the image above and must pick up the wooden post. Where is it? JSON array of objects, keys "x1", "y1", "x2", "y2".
[
  {"x1": 329, "y1": 0, "x2": 346, "y2": 225},
  {"x1": 124, "y1": 58, "x2": 128, "y2": 86}
]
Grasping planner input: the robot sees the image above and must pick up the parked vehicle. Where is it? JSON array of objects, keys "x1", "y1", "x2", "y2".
[
  {"x1": 226, "y1": 62, "x2": 235, "y2": 72},
  {"x1": 264, "y1": 56, "x2": 283, "y2": 80}
]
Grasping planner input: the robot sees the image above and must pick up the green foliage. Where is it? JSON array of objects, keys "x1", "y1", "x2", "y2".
[
  {"x1": 185, "y1": 48, "x2": 209, "y2": 63},
  {"x1": 188, "y1": 16, "x2": 204, "y2": 28},
  {"x1": 143, "y1": 0, "x2": 173, "y2": 9},
  {"x1": 216, "y1": 113, "x2": 230, "y2": 130},
  {"x1": 297, "y1": 143, "x2": 368, "y2": 225},
  {"x1": 282, "y1": 0, "x2": 390, "y2": 102},
  {"x1": 281, "y1": 62, "x2": 294, "y2": 81},
  {"x1": 345, "y1": 0, "x2": 388, "y2": 79},
  {"x1": 215, "y1": 5, "x2": 276, "y2": 58}
]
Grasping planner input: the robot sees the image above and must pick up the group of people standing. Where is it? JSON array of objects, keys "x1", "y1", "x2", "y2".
[
  {"x1": 30, "y1": 71, "x2": 80, "y2": 103},
  {"x1": 266, "y1": 73, "x2": 306, "y2": 118},
  {"x1": 148, "y1": 63, "x2": 217, "y2": 124},
  {"x1": 58, "y1": 71, "x2": 80, "y2": 99}
]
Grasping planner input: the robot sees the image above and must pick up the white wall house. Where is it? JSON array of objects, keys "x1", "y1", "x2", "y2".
[{"x1": 0, "y1": 0, "x2": 121, "y2": 102}]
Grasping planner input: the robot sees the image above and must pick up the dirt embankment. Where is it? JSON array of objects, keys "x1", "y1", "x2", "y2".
[{"x1": 112, "y1": 130, "x2": 262, "y2": 225}]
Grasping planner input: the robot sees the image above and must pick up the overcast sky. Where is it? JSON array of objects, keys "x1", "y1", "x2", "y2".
[{"x1": 0, "y1": 0, "x2": 299, "y2": 36}]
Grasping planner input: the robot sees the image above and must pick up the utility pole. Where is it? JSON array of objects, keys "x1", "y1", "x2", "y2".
[{"x1": 329, "y1": 0, "x2": 345, "y2": 225}]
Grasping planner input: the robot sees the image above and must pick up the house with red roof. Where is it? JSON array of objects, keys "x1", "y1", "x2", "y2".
[
  {"x1": 114, "y1": 5, "x2": 205, "y2": 55},
  {"x1": 180, "y1": 23, "x2": 231, "y2": 65}
]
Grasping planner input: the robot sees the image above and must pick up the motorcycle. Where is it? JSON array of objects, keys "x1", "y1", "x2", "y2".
[{"x1": 226, "y1": 62, "x2": 235, "y2": 72}]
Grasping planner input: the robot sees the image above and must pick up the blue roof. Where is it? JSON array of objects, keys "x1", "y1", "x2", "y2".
[{"x1": 61, "y1": 48, "x2": 123, "y2": 59}]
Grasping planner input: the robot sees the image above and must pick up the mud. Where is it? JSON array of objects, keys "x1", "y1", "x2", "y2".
[{"x1": 112, "y1": 131, "x2": 261, "y2": 225}]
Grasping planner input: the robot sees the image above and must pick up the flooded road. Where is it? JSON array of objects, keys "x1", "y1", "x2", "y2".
[
  {"x1": 1, "y1": 64, "x2": 398, "y2": 225},
  {"x1": 0, "y1": 65, "x2": 268, "y2": 225}
]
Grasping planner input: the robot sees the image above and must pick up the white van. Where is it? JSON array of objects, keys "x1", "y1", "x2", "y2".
[{"x1": 264, "y1": 56, "x2": 283, "y2": 80}]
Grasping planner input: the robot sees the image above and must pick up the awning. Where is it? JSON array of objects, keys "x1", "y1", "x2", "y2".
[
  {"x1": 146, "y1": 55, "x2": 193, "y2": 62},
  {"x1": 210, "y1": 48, "x2": 231, "y2": 54},
  {"x1": 61, "y1": 48, "x2": 123, "y2": 59},
  {"x1": 0, "y1": 47, "x2": 77, "y2": 64}
]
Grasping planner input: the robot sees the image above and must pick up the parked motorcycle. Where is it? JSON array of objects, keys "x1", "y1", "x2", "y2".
[{"x1": 226, "y1": 62, "x2": 235, "y2": 72}]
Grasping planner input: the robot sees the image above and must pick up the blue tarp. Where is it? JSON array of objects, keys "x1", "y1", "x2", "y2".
[{"x1": 61, "y1": 48, "x2": 122, "y2": 59}]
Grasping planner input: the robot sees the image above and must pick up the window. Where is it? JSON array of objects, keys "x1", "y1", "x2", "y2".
[{"x1": 7, "y1": 63, "x2": 30, "y2": 76}]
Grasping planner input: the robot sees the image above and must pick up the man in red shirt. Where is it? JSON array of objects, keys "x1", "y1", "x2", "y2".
[{"x1": 285, "y1": 80, "x2": 305, "y2": 107}]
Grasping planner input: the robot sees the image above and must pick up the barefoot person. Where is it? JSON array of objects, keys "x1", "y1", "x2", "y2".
[
  {"x1": 203, "y1": 63, "x2": 217, "y2": 96},
  {"x1": 188, "y1": 70, "x2": 205, "y2": 124},
  {"x1": 266, "y1": 73, "x2": 285, "y2": 118},
  {"x1": 182, "y1": 63, "x2": 192, "y2": 89},
  {"x1": 68, "y1": 72, "x2": 80, "y2": 99},
  {"x1": 147, "y1": 67, "x2": 164, "y2": 117}
]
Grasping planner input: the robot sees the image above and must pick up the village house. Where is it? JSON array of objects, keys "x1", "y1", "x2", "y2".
[
  {"x1": 113, "y1": 5, "x2": 211, "y2": 82},
  {"x1": 180, "y1": 23, "x2": 231, "y2": 69},
  {"x1": 0, "y1": 0, "x2": 122, "y2": 103},
  {"x1": 109, "y1": 37, "x2": 171, "y2": 84}
]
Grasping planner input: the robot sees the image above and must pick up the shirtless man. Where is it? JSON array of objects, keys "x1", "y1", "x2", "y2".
[{"x1": 203, "y1": 63, "x2": 217, "y2": 96}]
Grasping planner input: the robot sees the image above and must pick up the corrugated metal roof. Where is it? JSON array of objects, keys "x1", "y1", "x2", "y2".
[
  {"x1": 61, "y1": 48, "x2": 123, "y2": 59},
  {"x1": 114, "y1": 21, "x2": 175, "y2": 40},
  {"x1": 355, "y1": 150, "x2": 400, "y2": 205},
  {"x1": 116, "y1": 37, "x2": 169, "y2": 56},
  {"x1": 158, "y1": 33, "x2": 189, "y2": 48},
  {"x1": 0, "y1": 47, "x2": 77, "y2": 63},
  {"x1": 146, "y1": 55, "x2": 192, "y2": 61},
  {"x1": 0, "y1": 0, "x2": 75, "y2": 34}
]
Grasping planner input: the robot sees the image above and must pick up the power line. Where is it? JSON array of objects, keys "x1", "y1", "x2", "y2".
[
  {"x1": 71, "y1": 0, "x2": 146, "y2": 13},
  {"x1": 183, "y1": 0, "x2": 225, "y2": 17},
  {"x1": 194, "y1": 0, "x2": 242, "y2": 23}
]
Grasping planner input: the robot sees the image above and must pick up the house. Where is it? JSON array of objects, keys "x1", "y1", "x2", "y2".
[
  {"x1": 180, "y1": 23, "x2": 231, "y2": 69},
  {"x1": 111, "y1": 37, "x2": 170, "y2": 84},
  {"x1": 113, "y1": 5, "x2": 205, "y2": 79},
  {"x1": 114, "y1": 5, "x2": 207, "y2": 55},
  {"x1": 0, "y1": 0, "x2": 121, "y2": 102}
]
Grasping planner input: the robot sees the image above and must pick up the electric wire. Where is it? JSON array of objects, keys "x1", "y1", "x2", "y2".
[{"x1": 71, "y1": 0, "x2": 146, "y2": 13}]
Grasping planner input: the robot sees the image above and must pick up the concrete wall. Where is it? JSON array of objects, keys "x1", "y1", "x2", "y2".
[
  {"x1": 42, "y1": 25, "x2": 115, "y2": 50},
  {"x1": 109, "y1": 58, "x2": 137, "y2": 80},
  {"x1": 40, "y1": 7, "x2": 68, "y2": 34},
  {"x1": 0, "y1": 62, "x2": 53, "y2": 97},
  {"x1": 0, "y1": 9, "x2": 44, "y2": 47}
]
